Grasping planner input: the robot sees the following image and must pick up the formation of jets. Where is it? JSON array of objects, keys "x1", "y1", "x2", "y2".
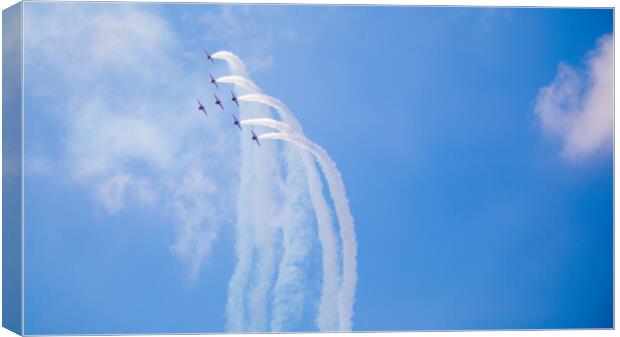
[{"x1": 197, "y1": 50, "x2": 260, "y2": 146}]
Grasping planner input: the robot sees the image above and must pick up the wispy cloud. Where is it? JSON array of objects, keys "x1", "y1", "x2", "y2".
[
  {"x1": 170, "y1": 167, "x2": 222, "y2": 280},
  {"x1": 535, "y1": 34, "x2": 613, "y2": 161},
  {"x1": 96, "y1": 173, "x2": 132, "y2": 214},
  {"x1": 95, "y1": 173, "x2": 157, "y2": 214},
  {"x1": 24, "y1": 3, "x2": 239, "y2": 279},
  {"x1": 184, "y1": 5, "x2": 296, "y2": 72}
]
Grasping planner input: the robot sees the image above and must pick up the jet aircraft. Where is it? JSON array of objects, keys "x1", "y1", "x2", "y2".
[
  {"x1": 251, "y1": 130, "x2": 261, "y2": 146},
  {"x1": 232, "y1": 115, "x2": 242, "y2": 131},
  {"x1": 197, "y1": 99, "x2": 207, "y2": 116},
  {"x1": 209, "y1": 73, "x2": 219, "y2": 89},
  {"x1": 231, "y1": 91, "x2": 240, "y2": 107},
  {"x1": 204, "y1": 49, "x2": 214, "y2": 63},
  {"x1": 214, "y1": 94, "x2": 224, "y2": 110}
]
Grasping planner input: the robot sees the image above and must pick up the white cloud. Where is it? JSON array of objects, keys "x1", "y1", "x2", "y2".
[
  {"x1": 24, "y1": 3, "x2": 240, "y2": 279},
  {"x1": 535, "y1": 34, "x2": 613, "y2": 161},
  {"x1": 25, "y1": 4, "x2": 177, "y2": 85},
  {"x1": 171, "y1": 167, "x2": 222, "y2": 281},
  {"x1": 133, "y1": 177, "x2": 158, "y2": 207},
  {"x1": 66, "y1": 98, "x2": 177, "y2": 180},
  {"x1": 184, "y1": 5, "x2": 294, "y2": 72},
  {"x1": 96, "y1": 173, "x2": 132, "y2": 214},
  {"x1": 95, "y1": 173, "x2": 158, "y2": 214}
]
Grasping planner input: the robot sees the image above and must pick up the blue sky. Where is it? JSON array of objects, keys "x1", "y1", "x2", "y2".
[{"x1": 21, "y1": 3, "x2": 612, "y2": 334}]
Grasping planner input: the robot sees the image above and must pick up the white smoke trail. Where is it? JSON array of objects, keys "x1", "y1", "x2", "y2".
[
  {"x1": 299, "y1": 152, "x2": 341, "y2": 331},
  {"x1": 217, "y1": 52, "x2": 345, "y2": 331},
  {"x1": 238, "y1": 94, "x2": 302, "y2": 131},
  {"x1": 240, "y1": 118, "x2": 292, "y2": 133},
  {"x1": 217, "y1": 50, "x2": 252, "y2": 331},
  {"x1": 269, "y1": 145, "x2": 313, "y2": 332},
  {"x1": 240, "y1": 109, "x2": 281, "y2": 332},
  {"x1": 216, "y1": 51, "x2": 282, "y2": 332},
  {"x1": 216, "y1": 75, "x2": 261, "y2": 94},
  {"x1": 216, "y1": 51, "x2": 314, "y2": 332},
  {"x1": 241, "y1": 117, "x2": 341, "y2": 330},
  {"x1": 241, "y1": 105, "x2": 319, "y2": 331},
  {"x1": 222, "y1": 86, "x2": 253, "y2": 333},
  {"x1": 259, "y1": 132, "x2": 358, "y2": 331},
  {"x1": 212, "y1": 51, "x2": 249, "y2": 76},
  {"x1": 240, "y1": 106, "x2": 341, "y2": 330}
]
